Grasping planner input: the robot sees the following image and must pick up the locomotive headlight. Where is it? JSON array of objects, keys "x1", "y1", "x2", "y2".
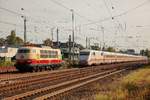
[
  {"x1": 27, "y1": 60, "x2": 32, "y2": 64},
  {"x1": 20, "y1": 55, "x2": 24, "y2": 59}
]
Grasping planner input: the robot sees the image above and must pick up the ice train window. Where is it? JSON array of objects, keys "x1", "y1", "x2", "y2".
[{"x1": 80, "y1": 52, "x2": 90, "y2": 55}]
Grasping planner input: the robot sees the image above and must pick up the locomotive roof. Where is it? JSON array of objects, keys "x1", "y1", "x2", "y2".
[{"x1": 18, "y1": 46, "x2": 60, "y2": 50}]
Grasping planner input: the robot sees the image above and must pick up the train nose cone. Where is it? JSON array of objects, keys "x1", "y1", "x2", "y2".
[{"x1": 79, "y1": 60, "x2": 88, "y2": 65}]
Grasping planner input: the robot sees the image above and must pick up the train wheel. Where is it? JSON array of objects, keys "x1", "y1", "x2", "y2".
[
  {"x1": 34, "y1": 66, "x2": 39, "y2": 72},
  {"x1": 44, "y1": 66, "x2": 47, "y2": 71}
]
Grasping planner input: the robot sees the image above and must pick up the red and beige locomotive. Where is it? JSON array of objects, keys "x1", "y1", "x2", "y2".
[{"x1": 15, "y1": 46, "x2": 63, "y2": 72}]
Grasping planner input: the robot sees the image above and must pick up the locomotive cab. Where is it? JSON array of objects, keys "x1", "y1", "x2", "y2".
[{"x1": 15, "y1": 47, "x2": 38, "y2": 71}]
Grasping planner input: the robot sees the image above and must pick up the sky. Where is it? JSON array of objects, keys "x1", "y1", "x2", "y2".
[{"x1": 0, "y1": 0, "x2": 150, "y2": 52}]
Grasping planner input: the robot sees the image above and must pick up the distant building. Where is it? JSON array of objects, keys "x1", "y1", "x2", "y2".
[
  {"x1": 126, "y1": 49, "x2": 135, "y2": 55},
  {"x1": 0, "y1": 46, "x2": 18, "y2": 61},
  {"x1": 52, "y1": 41, "x2": 80, "y2": 61},
  {"x1": 119, "y1": 49, "x2": 136, "y2": 55}
]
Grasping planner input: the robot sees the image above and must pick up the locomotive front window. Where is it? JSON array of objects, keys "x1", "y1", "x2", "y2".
[
  {"x1": 80, "y1": 52, "x2": 90, "y2": 55},
  {"x1": 18, "y1": 49, "x2": 30, "y2": 53}
]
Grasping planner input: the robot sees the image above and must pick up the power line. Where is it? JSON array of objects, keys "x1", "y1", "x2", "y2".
[
  {"x1": 83, "y1": 0, "x2": 100, "y2": 14},
  {"x1": 109, "y1": 0, "x2": 114, "y2": 9},
  {"x1": 0, "y1": 6, "x2": 54, "y2": 27},
  {"x1": 1, "y1": 0, "x2": 149, "y2": 33},
  {"x1": 50, "y1": 0, "x2": 71, "y2": 10},
  {"x1": 0, "y1": 6, "x2": 23, "y2": 16},
  {"x1": 114, "y1": 0, "x2": 150, "y2": 17},
  {"x1": 49, "y1": 0, "x2": 95, "y2": 22},
  {"x1": 102, "y1": 0, "x2": 113, "y2": 18},
  {"x1": 81, "y1": 0, "x2": 150, "y2": 26},
  {"x1": 0, "y1": 20, "x2": 18, "y2": 26}
]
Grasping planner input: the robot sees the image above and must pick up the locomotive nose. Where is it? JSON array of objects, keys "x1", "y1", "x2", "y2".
[{"x1": 20, "y1": 55, "x2": 24, "y2": 59}]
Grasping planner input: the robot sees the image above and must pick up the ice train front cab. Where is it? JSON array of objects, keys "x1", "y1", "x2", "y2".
[{"x1": 79, "y1": 50, "x2": 91, "y2": 66}]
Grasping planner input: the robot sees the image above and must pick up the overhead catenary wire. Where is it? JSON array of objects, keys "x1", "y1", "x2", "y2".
[
  {"x1": 1, "y1": 0, "x2": 148, "y2": 29},
  {"x1": 49, "y1": 0, "x2": 95, "y2": 23},
  {"x1": 1, "y1": 0, "x2": 149, "y2": 27},
  {"x1": 0, "y1": 0, "x2": 150, "y2": 48},
  {"x1": 0, "y1": 6, "x2": 23, "y2": 16},
  {"x1": 83, "y1": 0, "x2": 100, "y2": 14},
  {"x1": 102, "y1": 0, "x2": 113, "y2": 18},
  {"x1": 0, "y1": 6, "x2": 55, "y2": 27},
  {"x1": 102, "y1": 0, "x2": 121, "y2": 48},
  {"x1": 0, "y1": 20, "x2": 18, "y2": 26},
  {"x1": 80, "y1": 0, "x2": 150, "y2": 26},
  {"x1": 0, "y1": 6, "x2": 56, "y2": 41}
]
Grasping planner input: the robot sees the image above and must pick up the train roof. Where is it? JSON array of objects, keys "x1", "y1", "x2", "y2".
[
  {"x1": 18, "y1": 46, "x2": 60, "y2": 51},
  {"x1": 80, "y1": 49, "x2": 146, "y2": 58}
]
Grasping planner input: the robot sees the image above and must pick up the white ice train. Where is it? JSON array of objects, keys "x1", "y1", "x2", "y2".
[{"x1": 79, "y1": 50, "x2": 148, "y2": 66}]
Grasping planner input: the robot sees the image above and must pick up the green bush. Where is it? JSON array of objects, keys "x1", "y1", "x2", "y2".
[
  {"x1": 122, "y1": 82, "x2": 138, "y2": 93},
  {"x1": 0, "y1": 61, "x2": 15, "y2": 67},
  {"x1": 96, "y1": 94, "x2": 111, "y2": 100}
]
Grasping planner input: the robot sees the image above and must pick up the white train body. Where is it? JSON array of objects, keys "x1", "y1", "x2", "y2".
[{"x1": 79, "y1": 50, "x2": 148, "y2": 66}]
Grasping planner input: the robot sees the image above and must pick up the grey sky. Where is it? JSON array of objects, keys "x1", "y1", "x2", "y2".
[{"x1": 0, "y1": 0, "x2": 150, "y2": 52}]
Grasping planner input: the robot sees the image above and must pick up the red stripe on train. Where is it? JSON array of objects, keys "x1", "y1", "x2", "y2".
[{"x1": 17, "y1": 59, "x2": 63, "y2": 64}]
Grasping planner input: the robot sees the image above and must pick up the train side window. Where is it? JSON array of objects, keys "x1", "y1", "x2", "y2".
[
  {"x1": 56, "y1": 51, "x2": 58, "y2": 58},
  {"x1": 48, "y1": 51, "x2": 51, "y2": 58},
  {"x1": 50, "y1": 51, "x2": 53, "y2": 58},
  {"x1": 53, "y1": 51, "x2": 55, "y2": 58},
  {"x1": 53, "y1": 51, "x2": 57, "y2": 58},
  {"x1": 40, "y1": 50, "x2": 44, "y2": 58},
  {"x1": 51, "y1": 51, "x2": 54, "y2": 58},
  {"x1": 45, "y1": 50, "x2": 47, "y2": 58},
  {"x1": 55, "y1": 51, "x2": 58, "y2": 58},
  {"x1": 32, "y1": 49, "x2": 36, "y2": 53}
]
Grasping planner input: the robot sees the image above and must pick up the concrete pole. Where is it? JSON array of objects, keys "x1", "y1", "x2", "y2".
[{"x1": 71, "y1": 9, "x2": 75, "y2": 62}]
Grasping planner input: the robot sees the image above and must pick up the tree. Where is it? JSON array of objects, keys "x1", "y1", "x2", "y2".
[
  {"x1": 6, "y1": 30, "x2": 16, "y2": 45},
  {"x1": 6, "y1": 30, "x2": 23, "y2": 46},
  {"x1": 140, "y1": 49, "x2": 145, "y2": 56},
  {"x1": 140, "y1": 49, "x2": 150, "y2": 57},
  {"x1": 145, "y1": 49, "x2": 150, "y2": 57},
  {"x1": 43, "y1": 38, "x2": 53, "y2": 47},
  {"x1": 106, "y1": 47, "x2": 116, "y2": 52},
  {"x1": 91, "y1": 45, "x2": 100, "y2": 50},
  {"x1": 16, "y1": 36, "x2": 24, "y2": 45},
  {"x1": 0, "y1": 38, "x2": 6, "y2": 46}
]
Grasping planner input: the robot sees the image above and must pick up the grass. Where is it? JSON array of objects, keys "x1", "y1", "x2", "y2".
[
  {"x1": 96, "y1": 66, "x2": 150, "y2": 100},
  {"x1": 0, "y1": 61, "x2": 15, "y2": 67}
]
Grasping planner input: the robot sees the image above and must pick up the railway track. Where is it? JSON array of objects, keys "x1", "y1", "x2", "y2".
[
  {"x1": 34, "y1": 69, "x2": 126, "y2": 100},
  {"x1": 0, "y1": 67, "x2": 105, "y2": 98},
  {"x1": 0, "y1": 62, "x2": 145, "y2": 100},
  {"x1": 0, "y1": 68, "x2": 77, "y2": 83},
  {"x1": 0, "y1": 66, "x2": 17, "y2": 74}
]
